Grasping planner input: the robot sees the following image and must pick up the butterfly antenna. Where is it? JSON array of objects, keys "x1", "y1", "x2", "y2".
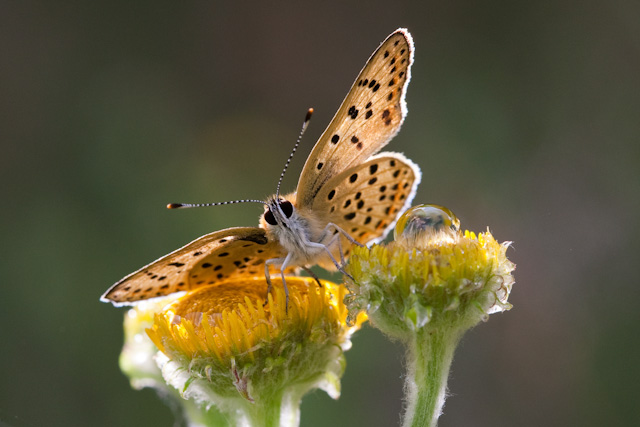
[
  {"x1": 167, "y1": 199, "x2": 265, "y2": 209},
  {"x1": 275, "y1": 108, "x2": 314, "y2": 198}
]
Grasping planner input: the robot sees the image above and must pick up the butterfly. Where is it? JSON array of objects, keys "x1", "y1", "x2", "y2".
[{"x1": 101, "y1": 28, "x2": 421, "y2": 306}]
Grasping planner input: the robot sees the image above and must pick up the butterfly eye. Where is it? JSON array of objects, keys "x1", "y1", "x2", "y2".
[
  {"x1": 279, "y1": 201, "x2": 294, "y2": 218},
  {"x1": 264, "y1": 209, "x2": 277, "y2": 225}
]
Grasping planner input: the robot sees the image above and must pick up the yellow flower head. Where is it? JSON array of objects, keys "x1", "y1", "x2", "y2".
[
  {"x1": 145, "y1": 277, "x2": 363, "y2": 414},
  {"x1": 347, "y1": 204, "x2": 515, "y2": 338}
]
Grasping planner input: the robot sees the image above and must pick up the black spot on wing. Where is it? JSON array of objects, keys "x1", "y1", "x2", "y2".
[{"x1": 239, "y1": 234, "x2": 268, "y2": 245}]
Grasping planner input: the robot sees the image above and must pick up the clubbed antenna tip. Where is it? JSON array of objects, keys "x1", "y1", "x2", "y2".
[{"x1": 166, "y1": 200, "x2": 265, "y2": 210}]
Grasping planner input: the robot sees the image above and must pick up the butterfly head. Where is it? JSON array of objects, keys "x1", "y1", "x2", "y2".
[{"x1": 262, "y1": 196, "x2": 297, "y2": 229}]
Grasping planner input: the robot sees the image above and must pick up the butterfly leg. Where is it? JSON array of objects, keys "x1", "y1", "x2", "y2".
[
  {"x1": 326, "y1": 230, "x2": 346, "y2": 265},
  {"x1": 324, "y1": 223, "x2": 365, "y2": 248},
  {"x1": 264, "y1": 257, "x2": 282, "y2": 303},
  {"x1": 321, "y1": 222, "x2": 364, "y2": 267},
  {"x1": 279, "y1": 253, "x2": 293, "y2": 312},
  {"x1": 305, "y1": 240, "x2": 355, "y2": 282},
  {"x1": 301, "y1": 266, "x2": 323, "y2": 288},
  {"x1": 325, "y1": 234, "x2": 354, "y2": 277},
  {"x1": 264, "y1": 255, "x2": 291, "y2": 312}
]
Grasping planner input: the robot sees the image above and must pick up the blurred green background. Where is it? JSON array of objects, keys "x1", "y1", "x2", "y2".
[{"x1": 2, "y1": 1, "x2": 639, "y2": 426}]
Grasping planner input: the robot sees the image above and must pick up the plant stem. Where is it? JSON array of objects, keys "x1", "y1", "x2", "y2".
[
  {"x1": 240, "y1": 390, "x2": 299, "y2": 427},
  {"x1": 182, "y1": 399, "x2": 231, "y2": 427},
  {"x1": 402, "y1": 327, "x2": 463, "y2": 427}
]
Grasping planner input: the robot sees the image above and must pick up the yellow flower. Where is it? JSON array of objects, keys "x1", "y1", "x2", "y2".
[
  {"x1": 347, "y1": 204, "x2": 514, "y2": 336},
  {"x1": 145, "y1": 276, "x2": 364, "y2": 426},
  {"x1": 345, "y1": 204, "x2": 516, "y2": 427}
]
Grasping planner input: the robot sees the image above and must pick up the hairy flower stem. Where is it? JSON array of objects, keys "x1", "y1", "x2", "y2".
[
  {"x1": 182, "y1": 400, "x2": 231, "y2": 427},
  {"x1": 244, "y1": 396, "x2": 282, "y2": 427},
  {"x1": 403, "y1": 327, "x2": 463, "y2": 427},
  {"x1": 237, "y1": 391, "x2": 302, "y2": 427}
]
